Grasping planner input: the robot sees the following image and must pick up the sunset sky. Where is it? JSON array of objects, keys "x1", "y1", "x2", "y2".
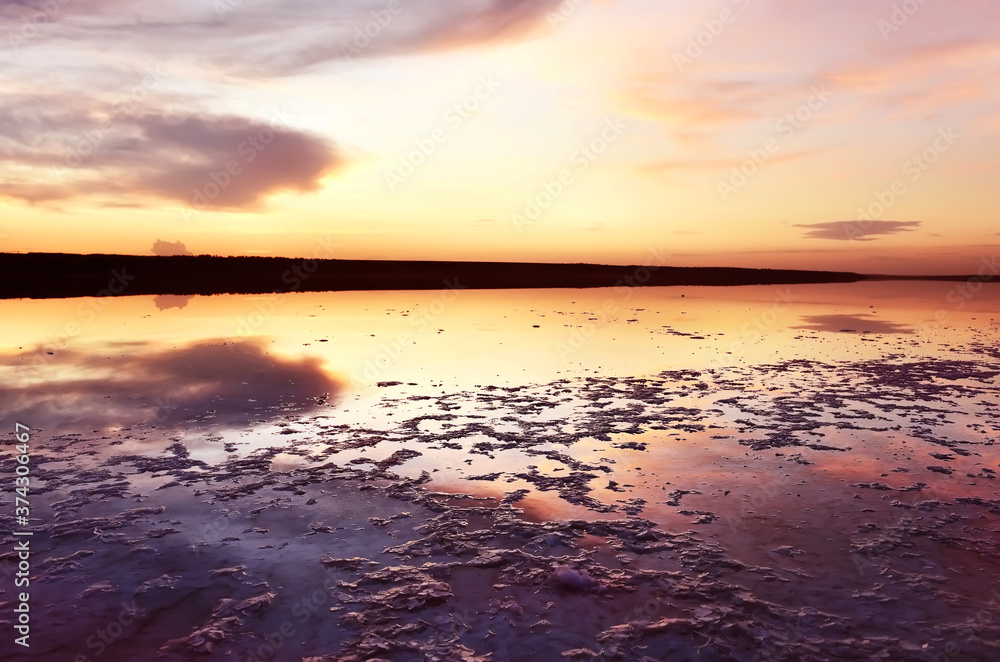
[{"x1": 1, "y1": 0, "x2": 998, "y2": 274}]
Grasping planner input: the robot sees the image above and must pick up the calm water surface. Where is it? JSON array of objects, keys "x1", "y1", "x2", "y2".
[{"x1": 2, "y1": 282, "x2": 999, "y2": 661}]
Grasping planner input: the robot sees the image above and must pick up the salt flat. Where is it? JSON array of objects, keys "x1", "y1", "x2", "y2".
[{"x1": 2, "y1": 282, "x2": 999, "y2": 661}]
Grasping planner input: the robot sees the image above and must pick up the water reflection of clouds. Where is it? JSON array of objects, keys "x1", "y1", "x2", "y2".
[
  {"x1": 0, "y1": 338, "x2": 341, "y2": 430},
  {"x1": 153, "y1": 295, "x2": 194, "y2": 311},
  {"x1": 793, "y1": 314, "x2": 913, "y2": 334}
]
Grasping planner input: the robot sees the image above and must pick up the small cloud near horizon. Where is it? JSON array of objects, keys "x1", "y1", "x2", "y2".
[
  {"x1": 794, "y1": 221, "x2": 921, "y2": 241},
  {"x1": 152, "y1": 239, "x2": 192, "y2": 256}
]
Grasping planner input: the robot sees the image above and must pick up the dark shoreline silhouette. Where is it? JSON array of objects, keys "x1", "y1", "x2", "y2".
[{"x1": 0, "y1": 252, "x2": 979, "y2": 300}]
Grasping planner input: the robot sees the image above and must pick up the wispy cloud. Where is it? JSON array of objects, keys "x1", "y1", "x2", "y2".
[
  {"x1": 0, "y1": 0, "x2": 569, "y2": 211},
  {"x1": 1, "y1": 0, "x2": 567, "y2": 76},
  {"x1": 794, "y1": 220, "x2": 921, "y2": 241}
]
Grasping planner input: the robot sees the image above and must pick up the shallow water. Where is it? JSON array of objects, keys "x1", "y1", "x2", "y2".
[{"x1": 2, "y1": 282, "x2": 999, "y2": 661}]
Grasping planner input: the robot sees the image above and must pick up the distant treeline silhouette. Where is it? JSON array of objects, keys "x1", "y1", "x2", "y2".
[{"x1": 0, "y1": 252, "x2": 885, "y2": 299}]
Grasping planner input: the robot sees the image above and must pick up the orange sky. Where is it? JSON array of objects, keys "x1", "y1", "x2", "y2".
[{"x1": 1, "y1": 0, "x2": 998, "y2": 274}]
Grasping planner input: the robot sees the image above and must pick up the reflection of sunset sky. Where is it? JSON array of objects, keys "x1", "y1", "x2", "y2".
[
  {"x1": 309, "y1": 357, "x2": 1000, "y2": 593},
  {"x1": 1, "y1": 1, "x2": 999, "y2": 273},
  {"x1": 792, "y1": 314, "x2": 914, "y2": 334},
  {"x1": 1, "y1": 281, "x2": 997, "y2": 418},
  {"x1": 0, "y1": 281, "x2": 1000, "y2": 390},
  {"x1": 0, "y1": 338, "x2": 341, "y2": 430},
  {"x1": 2, "y1": 282, "x2": 998, "y2": 654}
]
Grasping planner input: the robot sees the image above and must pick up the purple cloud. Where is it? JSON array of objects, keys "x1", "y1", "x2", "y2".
[{"x1": 794, "y1": 220, "x2": 922, "y2": 241}]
